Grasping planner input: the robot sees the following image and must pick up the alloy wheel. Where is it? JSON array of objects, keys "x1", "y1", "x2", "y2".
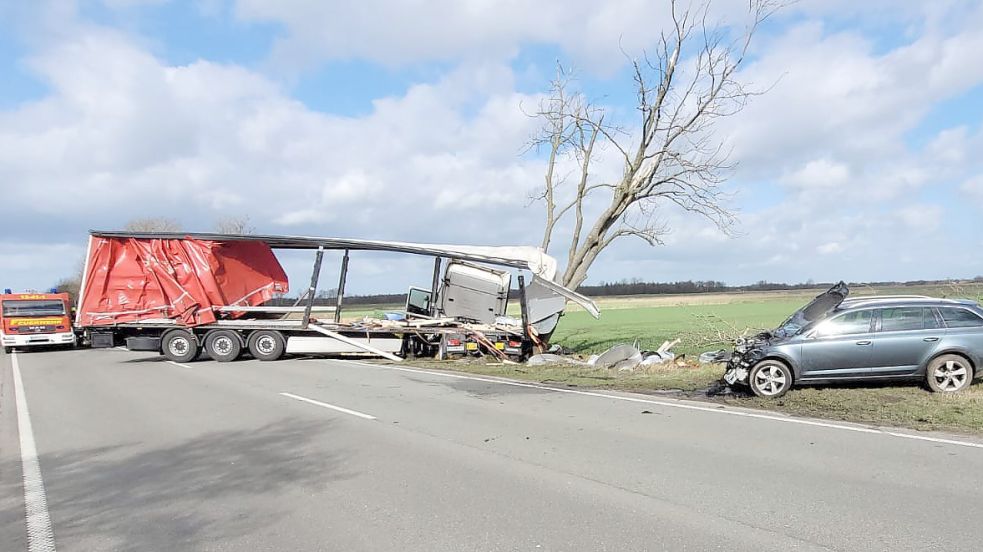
[
  {"x1": 752, "y1": 364, "x2": 788, "y2": 397},
  {"x1": 933, "y1": 359, "x2": 969, "y2": 392}
]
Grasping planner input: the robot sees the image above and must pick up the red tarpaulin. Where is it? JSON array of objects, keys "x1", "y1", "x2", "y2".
[{"x1": 78, "y1": 237, "x2": 288, "y2": 327}]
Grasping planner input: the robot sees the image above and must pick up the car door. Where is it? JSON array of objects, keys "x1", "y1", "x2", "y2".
[
  {"x1": 937, "y1": 306, "x2": 983, "y2": 366},
  {"x1": 798, "y1": 309, "x2": 875, "y2": 379},
  {"x1": 867, "y1": 307, "x2": 943, "y2": 377}
]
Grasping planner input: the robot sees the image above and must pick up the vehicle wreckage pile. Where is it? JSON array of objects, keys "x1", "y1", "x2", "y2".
[{"x1": 523, "y1": 339, "x2": 686, "y2": 370}]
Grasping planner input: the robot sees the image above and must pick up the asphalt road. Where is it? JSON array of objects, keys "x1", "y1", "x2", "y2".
[{"x1": 3, "y1": 348, "x2": 983, "y2": 551}]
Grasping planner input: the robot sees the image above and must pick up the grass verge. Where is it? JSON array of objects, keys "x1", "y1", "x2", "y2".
[
  {"x1": 402, "y1": 359, "x2": 983, "y2": 436},
  {"x1": 727, "y1": 383, "x2": 983, "y2": 435},
  {"x1": 404, "y1": 359, "x2": 722, "y2": 393}
]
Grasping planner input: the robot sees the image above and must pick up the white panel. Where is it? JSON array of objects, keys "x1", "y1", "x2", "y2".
[{"x1": 286, "y1": 336, "x2": 403, "y2": 354}]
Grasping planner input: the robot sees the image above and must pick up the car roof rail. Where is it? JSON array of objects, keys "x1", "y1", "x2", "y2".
[
  {"x1": 842, "y1": 295, "x2": 932, "y2": 302},
  {"x1": 840, "y1": 296, "x2": 975, "y2": 308}
]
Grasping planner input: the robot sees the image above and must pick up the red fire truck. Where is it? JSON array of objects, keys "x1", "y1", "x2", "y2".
[{"x1": 1, "y1": 292, "x2": 76, "y2": 353}]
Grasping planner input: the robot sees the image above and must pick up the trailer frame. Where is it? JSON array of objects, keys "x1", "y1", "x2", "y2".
[{"x1": 76, "y1": 231, "x2": 599, "y2": 363}]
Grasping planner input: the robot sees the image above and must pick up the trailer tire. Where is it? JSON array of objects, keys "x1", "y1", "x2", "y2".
[
  {"x1": 205, "y1": 330, "x2": 242, "y2": 362},
  {"x1": 3, "y1": 347, "x2": 11, "y2": 355},
  {"x1": 161, "y1": 329, "x2": 199, "y2": 363},
  {"x1": 248, "y1": 330, "x2": 285, "y2": 361}
]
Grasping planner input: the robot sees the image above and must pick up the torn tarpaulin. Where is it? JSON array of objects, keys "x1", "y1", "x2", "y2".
[{"x1": 77, "y1": 236, "x2": 288, "y2": 326}]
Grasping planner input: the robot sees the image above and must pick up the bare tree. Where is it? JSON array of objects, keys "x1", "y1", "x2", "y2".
[
  {"x1": 214, "y1": 215, "x2": 256, "y2": 235},
  {"x1": 123, "y1": 217, "x2": 183, "y2": 232},
  {"x1": 532, "y1": 0, "x2": 780, "y2": 288}
]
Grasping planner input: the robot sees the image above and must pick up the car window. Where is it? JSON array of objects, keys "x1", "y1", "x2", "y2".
[
  {"x1": 878, "y1": 307, "x2": 940, "y2": 332},
  {"x1": 939, "y1": 307, "x2": 983, "y2": 328},
  {"x1": 814, "y1": 310, "x2": 873, "y2": 337}
]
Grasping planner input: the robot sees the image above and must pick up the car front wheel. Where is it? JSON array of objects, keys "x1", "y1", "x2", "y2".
[
  {"x1": 926, "y1": 354, "x2": 974, "y2": 393},
  {"x1": 749, "y1": 360, "x2": 793, "y2": 399}
]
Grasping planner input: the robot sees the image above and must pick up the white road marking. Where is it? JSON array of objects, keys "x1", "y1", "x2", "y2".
[
  {"x1": 11, "y1": 353, "x2": 57, "y2": 552},
  {"x1": 279, "y1": 392, "x2": 377, "y2": 420},
  {"x1": 336, "y1": 360, "x2": 983, "y2": 451},
  {"x1": 167, "y1": 361, "x2": 192, "y2": 369}
]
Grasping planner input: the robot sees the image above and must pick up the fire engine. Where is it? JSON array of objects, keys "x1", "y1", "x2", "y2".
[{"x1": 1, "y1": 290, "x2": 76, "y2": 353}]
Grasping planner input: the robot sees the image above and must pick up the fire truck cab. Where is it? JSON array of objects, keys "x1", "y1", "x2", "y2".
[{"x1": 1, "y1": 291, "x2": 76, "y2": 353}]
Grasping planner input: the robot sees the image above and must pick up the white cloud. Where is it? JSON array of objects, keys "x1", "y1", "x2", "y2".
[
  {"x1": 2, "y1": 1, "x2": 982, "y2": 293},
  {"x1": 723, "y1": 4, "x2": 983, "y2": 175},
  {"x1": 0, "y1": 24, "x2": 555, "y2": 291},
  {"x1": 962, "y1": 175, "x2": 983, "y2": 206},
  {"x1": 782, "y1": 159, "x2": 851, "y2": 190},
  {"x1": 233, "y1": 0, "x2": 753, "y2": 73},
  {"x1": 0, "y1": 242, "x2": 84, "y2": 292},
  {"x1": 896, "y1": 204, "x2": 943, "y2": 231}
]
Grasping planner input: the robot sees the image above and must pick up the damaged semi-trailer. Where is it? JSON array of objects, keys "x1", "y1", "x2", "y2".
[{"x1": 74, "y1": 231, "x2": 599, "y2": 363}]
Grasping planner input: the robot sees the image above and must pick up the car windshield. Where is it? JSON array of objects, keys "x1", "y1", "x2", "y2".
[
  {"x1": 2, "y1": 299, "x2": 66, "y2": 317},
  {"x1": 771, "y1": 282, "x2": 849, "y2": 337},
  {"x1": 780, "y1": 311, "x2": 837, "y2": 337}
]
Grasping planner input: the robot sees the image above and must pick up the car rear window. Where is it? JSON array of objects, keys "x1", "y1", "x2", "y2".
[
  {"x1": 878, "y1": 307, "x2": 940, "y2": 331},
  {"x1": 939, "y1": 307, "x2": 983, "y2": 328}
]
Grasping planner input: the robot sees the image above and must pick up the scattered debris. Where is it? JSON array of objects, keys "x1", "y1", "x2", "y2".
[
  {"x1": 522, "y1": 338, "x2": 688, "y2": 372},
  {"x1": 699, "y1": 349, "x2": 731, "y2": 364},
  {"x1": 547, "y1": 343, "x2": 576, "y2": 355},
  {"x1": 495, "y1": 315, "x2": 522, "y2": 326},
  {"x1": 593, "y1": 344, "x2": 643, "y2": 371},
  {"x1": 640, "y1": 338, "x2": 681, "y2": 365}
]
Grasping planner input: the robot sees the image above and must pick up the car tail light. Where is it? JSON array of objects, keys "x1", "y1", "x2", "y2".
[
  {"x1": 448, "y1": 338, "x2": 461, "y2": 346},
  {"x1": 508, "y1": 340, "x2": 521, "y2": 347}
]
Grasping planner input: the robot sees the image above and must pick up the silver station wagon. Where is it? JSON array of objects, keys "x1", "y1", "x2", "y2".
[{"x1": 720, "y1": 283, "x2": 983, "y2": 398}]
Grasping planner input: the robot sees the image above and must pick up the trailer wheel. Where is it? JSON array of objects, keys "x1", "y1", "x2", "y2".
[
  {"x1": 248, "y1": 330, "x2": 285, "y2": 361},
  {"x1": 3, "y1": 347, "x2": 11, "y2": 355},
  {"x1": 204, "y1": 330, "x2": 242, "y2": 362},
  {"x1": 161, "y1": 329, "x2": 199, "y2": 363}
]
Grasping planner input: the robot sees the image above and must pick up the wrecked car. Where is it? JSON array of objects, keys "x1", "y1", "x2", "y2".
[{"x1": 710, "y1": 282, "x2": 983, "y2": 398}]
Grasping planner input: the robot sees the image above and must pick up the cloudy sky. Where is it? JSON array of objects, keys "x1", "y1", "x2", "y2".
[{"x1": 1, "y1": 0, "x2": 982, "y2": 295}]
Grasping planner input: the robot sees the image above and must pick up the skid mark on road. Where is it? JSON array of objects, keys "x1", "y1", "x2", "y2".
[
  {"x1": 336, "y1": 360, "x2": 983, "y2": 451},
  {"x1": 12, "y1": 353, "x2": 57, "y2": 552}
]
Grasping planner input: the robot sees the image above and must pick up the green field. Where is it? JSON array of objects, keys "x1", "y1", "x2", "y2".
[
  {"x1": 343, "y1": 283, "x2": 981, "y2": 358},
  {"x1": 552, "y1": 300, "x2": 800, "y2": 356},
  {"x1": 393, "y1": 283, "x2": 983, "y2": 434},
  {"x1": 552, "y1": 284, "x2": 981, "y2": 356}
]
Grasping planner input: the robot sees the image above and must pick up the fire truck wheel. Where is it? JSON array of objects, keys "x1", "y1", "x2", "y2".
[
  {"x1": 205, "y1": 330, "x2": 242, "y2": 362},
  {"x1": 161, "y1": 330, "x2": 199, "y2": 363},
  {"x1": 248, "y1": 330, "x2": 285, "y2": 361}
]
